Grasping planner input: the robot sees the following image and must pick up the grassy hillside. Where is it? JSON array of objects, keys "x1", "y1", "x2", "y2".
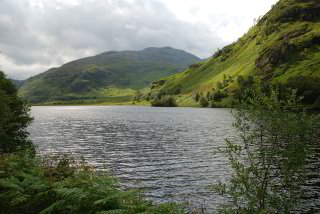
[
  {"x1": 151, "y1": 0, "x2": 320, "y2": 107},
  {"x1": 19, "y1": 47, "x2": 200, "y2": 104}
]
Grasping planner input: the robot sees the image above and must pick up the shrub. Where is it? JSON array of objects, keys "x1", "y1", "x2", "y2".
[
  {"x1": 234, "y1": 75, "x2": 256, "y2": 101},
  {"x1": 213, "y1": 49, "x2": 222, "y2": 58},
  {"x1": 212, "y1": 90, "x2": 228, "y2": 102},
  {"x1": 151, "y1": 80, "x2": 166, "y2": 89},
  {"x1": 214, "y1": 86, "x2": 320, "y2": 213},
  {"x1": 151, "y1": 96, "x2": 177, "y2": 107},
  {"x1": 199, "y1": 96, "x2": 209, "y2": 107},
  {"x1": 167, "y1": 85, "x2": 182, "y2": 95},
  {"x1": 287, "y1": 75, "x2": 320, "y2": 105}
]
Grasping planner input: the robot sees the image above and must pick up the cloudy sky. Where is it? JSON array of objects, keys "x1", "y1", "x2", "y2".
[{"x1": 0, "y1": 0, "x2": 278, "y2": 79}]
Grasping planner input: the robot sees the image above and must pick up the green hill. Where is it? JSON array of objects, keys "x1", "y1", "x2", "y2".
[
  {"x1": 151, "y1": 0, "x2": 320, "y2": 107},
  {"x1": 19, "y1": 47, "x2": 200, "y2": 104}
]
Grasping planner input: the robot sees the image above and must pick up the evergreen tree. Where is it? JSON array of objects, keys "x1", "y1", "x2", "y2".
[{"x1": 0, "y1": 71, "x2": 33, "y2": 154}]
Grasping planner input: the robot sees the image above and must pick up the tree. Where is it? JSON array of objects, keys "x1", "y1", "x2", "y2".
[
  {"x1": 0, "y1": 71, "x2": 33, "y2": 154},
  {"x1": 214, "y1": 85, "x2": 320, "y2": 213}
]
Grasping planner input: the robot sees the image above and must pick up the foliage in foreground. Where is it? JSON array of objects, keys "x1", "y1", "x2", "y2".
[
  {"x1": 0, "y1": 152, "x2": 184, "y2": 214},
  {"x1": 214, "y1": 86, "x2": 320, "y2": 213},
  {"x1": 0, "y1": 71, "x2": 33, "y2": 154}
]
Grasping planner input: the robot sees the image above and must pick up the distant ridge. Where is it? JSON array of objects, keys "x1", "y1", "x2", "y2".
[{"x1": 19, "y1": 47, "x2": 200, "y2": 103}]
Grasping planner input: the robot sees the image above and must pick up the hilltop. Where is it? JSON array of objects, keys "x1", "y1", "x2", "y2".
[
  {"x1": 151, "y1": 0, "x2": 320, "y2": 107},
  {"x1": 19, "y1": 47, "x2": 200, "y2": 104}
]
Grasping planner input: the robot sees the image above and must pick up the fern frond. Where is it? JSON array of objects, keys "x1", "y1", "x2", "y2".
[
  {"x1": 11, "y1": 194, "x2": 29, "y2": 206},
  {"x1": 0, "y1": 177, "x2": 24, "y2": 192},
  {"x1": 39, "y1": 200, "x2": 65, "y2": 214}
]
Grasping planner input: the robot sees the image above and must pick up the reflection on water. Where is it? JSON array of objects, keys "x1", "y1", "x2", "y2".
[{"x1": 29, "y1": 106, "x2": 320, "y2": 212}]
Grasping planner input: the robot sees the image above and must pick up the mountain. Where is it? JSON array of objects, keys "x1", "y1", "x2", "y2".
[
  {"x1": 151, "y1": 0, "x2": 320, "y2": 107},
  {"x1": 19, "y1": 47, "x2": 200, "y2": 103}
]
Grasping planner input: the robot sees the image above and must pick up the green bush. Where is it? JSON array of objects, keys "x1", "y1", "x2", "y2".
[
  {"x1": 214, "y1": 86, "x2": 320, "y2": 213},
  {"x1": 199, "y1": 96, "x2": 209, "y2": 107},
  {"x1": 213, "y1": 49, "x2": 222, "y2": 58},
  {"x1": 287, "y1": 75, "x2": 320, "y2": 105},
  {"x1": 157, "y1": 85, "x2": 182, "y2": 96},
  {"x1": 151, "y1": 96, "x2": 177, "y2": 107},
  {"x1": 212, "y1": 90, "x2": 228, "y2": 102},
  {"x1": 234, "y1": 75, "x2": 256, "y2": 101}
]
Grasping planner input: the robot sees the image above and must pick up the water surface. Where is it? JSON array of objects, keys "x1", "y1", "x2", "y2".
[{"x1": 29, "y1": 106, "x2": 234, "y2": 209}]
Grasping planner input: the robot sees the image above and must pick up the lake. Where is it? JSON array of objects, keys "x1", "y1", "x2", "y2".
[{"x1": 28, "y1": 106, "x2": 320, "y2": 213}]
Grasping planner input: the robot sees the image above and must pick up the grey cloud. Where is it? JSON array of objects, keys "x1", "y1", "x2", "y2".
[{"x1": 0, "y1": 0, "x2": 226, "y2": 79}]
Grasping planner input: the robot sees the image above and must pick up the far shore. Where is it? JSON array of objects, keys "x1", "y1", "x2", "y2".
[{"x1": 28, "y1": 94, "x2": 232, "y2": 108}]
